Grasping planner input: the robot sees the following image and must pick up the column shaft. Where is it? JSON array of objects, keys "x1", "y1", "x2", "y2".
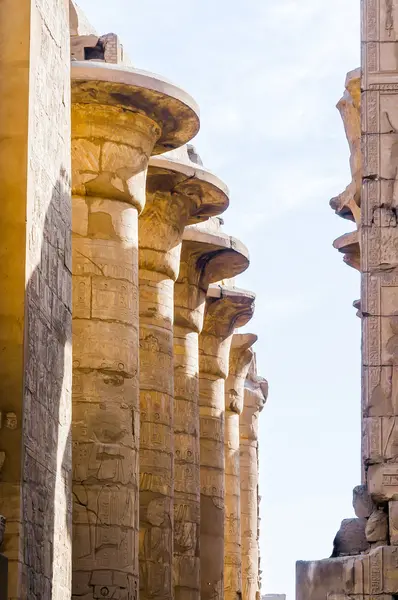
[
  {"x1": 72, "y1": 196, "x2": 140, "y2": 598},
  {"x1": 199, "y1": 364, "x2": 227, "y2": 600},
  {"x1": 139, "y1": 272, "x2": 174, "y2": 600},
  {"x1": 224, "y1": 411, "x2": 241, "y2": 599},
  {"x1": 174, "y1": 326, "x2": 200, "y2": 600},
  {"x1": 140, "y1": 154, "x2": 229, "y2": 600},
  {"x1": 224, "y1": 335, "x2": 256, "y2": 600},
  {"x1": 240, "y1": 360, "x2": 267, "y2": 600},
  {"x1": 0, "y1": 1, "x2": 72, "y2": 597},
  {"x1": 199, "y1": 286, "x2": 255, "y2": 600},
  {"x1": 71, "y1": 103, "x2": 160, "y2": 598}
]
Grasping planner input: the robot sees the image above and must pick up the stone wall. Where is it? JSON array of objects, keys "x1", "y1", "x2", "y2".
[
  {"x1": 0, "y1": 0, "x2": 72, "y2": 597},
  {"x1": 296, "y1": 1, "x2": 398, "y2": 599}
]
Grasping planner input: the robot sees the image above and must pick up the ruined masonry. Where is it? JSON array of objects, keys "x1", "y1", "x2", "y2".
[
  {"x1": 0, "y1": 2, "x2": 268, "y2": 599},
  {"x1": 296, "y1": 1, "x2": 398, "y2": 599}
]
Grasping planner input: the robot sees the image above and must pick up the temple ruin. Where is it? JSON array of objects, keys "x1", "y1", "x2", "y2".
[
  {"x1": 0, "y1": 1, "x2": 267, "y2": 599},
  {"x1": 296, "y1": 1, "x2": 398, "y2": 598}
]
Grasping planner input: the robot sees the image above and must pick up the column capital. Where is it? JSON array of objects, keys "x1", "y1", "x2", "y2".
[
  {"x1": 203, "y1": 285, "x2": 255, "y2": 339},
  {"x1": 139, "y1": 145, "x2": 229, "y2": 279},
  {"x1": 175, "y1": 226, "x2": 250, "y2": 332},
  {"x1": 226, "y1": 334, "x2": 258, "y2": 414},
  {"x1": 148, "y1": 144, "x2": 229, "y2": 223},
  {"x1": 333, "y1": 230, "x2": 360, "y2": 271},
  {"x1": 245, "y1": 355, "x2": 268, "y2": 412},
  {"x1": 200, "y1": 285, "x2": 255, "y2": 379},
  {"x1": 71, "y1": 61, "x2": 200, "y2": 210}
]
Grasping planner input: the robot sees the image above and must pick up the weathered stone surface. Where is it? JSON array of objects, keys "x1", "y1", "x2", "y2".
[
  {"x1": 366, "y1": 508, "x2": 389, "y2": 544},
  {"x1": 331, "y1": 518, "x2": 369, "y2": 557},
  {"x1": 71, "y1": 62, "x2": 200, "y2": 155},
  {"x1": 0, "y1": 0, "x2": 72, "y2": 597},
  {"x1": 139, "y1": 147, "x2": 228, "y2": 600},
  {"x1": 224, "y1": 334, "x2": 257, "y2": 600},
  {"x1": 71, "y1": 62, "x2": 199, "y2": 600},
  {"x1": 353, "y1": 484, "x2": 375, "y2": 518},
  {"x1": 389, "y1": 500, "x2": 398, "y2": 545},
  {"x1": 241, "y1": 358, "x2": 267, "y2": 600},
  {"x1": 298, "y1": 545, "x2": 398, "y2": 599},
  {"x1": 200, "y1": 285, "x2": 255, "y2": 600},
  {"x1": 331, "y1": 69, "x2": 361, "y2": 271},
  {"x1": 174, "y1": 223, "x2": 250, "y2": 600}
]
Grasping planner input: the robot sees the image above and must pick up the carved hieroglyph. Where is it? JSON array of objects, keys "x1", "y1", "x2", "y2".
[
  {"x1": 71, "y1": 60, "x2": 199, "y2": 599},
  {"x1": 224, "y1": 334, "x2": 257, "y2": 600},
  {"x1": 297, "y1": 2, "x2": 398, "y2": 598},
  {"x1": 138, "y1": 147, "x2": 229, "y2": 600},
  {"x1": 0, "y1": 1, "x2": 72, "y2": 597},
  {"x1": 174, "y1": 223, "x2": 250, "y2": 600},
  {"x1": 199, "y1": 285, "x2": 255, "y2": 600},
  {"x1": 361, "y1": 0, "x2": 398, "y2": 505},
  {"x1": 240, "y1": 358, "x2": 268, "y2": 600}
]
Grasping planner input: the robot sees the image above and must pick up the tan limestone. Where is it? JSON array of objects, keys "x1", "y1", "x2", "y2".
[
  {"x1": 224, "y1": 334, "x2": 257, "y2": 600},
  {"x1": 174, "y1": 223, "x2": 251, "y2": 600},
  {"x1": 331, "y1": 69, "x2": 361, "y2": 271},
  {"x1": 71, "y1": 60, "x2": 199, "y2": 599},
  {"x1": 0, "y1": 0, "x2": 72, "y2": 597},
  {"x1": 138, "y1": 147, "x2": 228, "y2": 600},
  {"x1": 297, "y1": 4, "x2": 398, "y2": 597},
  {"x1": 297, "y1": 545, "x2": 398, "y2": 600},
  {"x1": 199, "y1": 285, "x2": 255, "y2": 600},
  {"x1": 241, "y1": 359, "x2": 268, "y2": 600}
]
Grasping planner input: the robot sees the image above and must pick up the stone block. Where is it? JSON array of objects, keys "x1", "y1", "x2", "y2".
[
  {"x1": 365, "y1": 508, "x2": 388, "y2": 542},
  {"x1": 332, "y1": 518, "x2": 369, "y2": 557},
  {"x1": 389, "y1": 500, "x2": 398, "y2": 545},
  {"x1": 353, "y1": 485, "x2": 375, "y2": 518}
]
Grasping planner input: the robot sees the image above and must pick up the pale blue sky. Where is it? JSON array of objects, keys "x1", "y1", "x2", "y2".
[{"x1": 77, "y1": 1, "x2": 361, "y2": 598}]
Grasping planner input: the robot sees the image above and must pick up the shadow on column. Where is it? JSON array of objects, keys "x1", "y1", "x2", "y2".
[{"x1": 22, "y1": 166, "x2": 72, "y2": 596}]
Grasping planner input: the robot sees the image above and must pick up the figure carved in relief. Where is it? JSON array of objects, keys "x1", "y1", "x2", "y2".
[
  {"x1": 386, "y1": 313, "x2": 398, "y2": 362},
  {"x1": 383, "y1": 111, "x2": 398, "y2": 204},
  {"x1": 386, "y1": 0, "x2": 394, "y2": 37}
]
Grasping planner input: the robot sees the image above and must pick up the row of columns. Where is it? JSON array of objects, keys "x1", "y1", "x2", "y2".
[
  {"x1": 0, "y1": 8, "x2": 268, "y2": 597},
  {"x1": 69, "y1": 55, "x2": 268, "y2": 600}
]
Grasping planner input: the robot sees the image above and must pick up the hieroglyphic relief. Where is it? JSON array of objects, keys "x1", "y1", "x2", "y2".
[
  {"x1": 199, "y1": 286, "x2": 255, "y2": 600},
  {"x1": 139, "y1": 149, "x2": 228, "y2": 600},
  {"x1": 240, "y1": 357, "x2": 267, "y2": 600},
  {"x1": 174, "y1": 221, "x2": 251, "y2": 600},
  {"x1": 224, "y1": 334, "x2": 257, "y2": 600},
  {"x1": 71, "y1": 89, "x2": 159, "y2": 600}
]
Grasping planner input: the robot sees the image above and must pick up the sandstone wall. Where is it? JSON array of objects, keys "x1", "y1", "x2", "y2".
[{"x1": 0, "y1": 0, "x2": 72, "y2": 597}]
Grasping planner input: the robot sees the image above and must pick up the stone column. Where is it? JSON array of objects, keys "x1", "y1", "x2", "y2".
[
  {"x1": 240, "y1": 358, "x2": 268, "y2": 600},
  {"x1": 199, "y1": 285, "x2": 255, "y2": 600},
  {"x1": 174, "y1": 223, "x2": 250, "y2": 600},
  {"x1": 138, "y1": 148, "x2": 228, "y2": 600},
  {"x1": 0, "y1": 1, "x2": 72, "y2": 598},
  {"x1": 224, "y1": 334, "x2": 257, "y2": 600},
  {"x1": 71, "y1": 61, "x2": 199, "y2": 599}
]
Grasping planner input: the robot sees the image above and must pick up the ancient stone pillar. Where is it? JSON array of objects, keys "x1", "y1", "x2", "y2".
[
  {"x1": 174, "y1": 223, "x2": 250, "y2": 600},
  {"x1": 199, "y1": 285, "x2": 255, "y2": 600},
  {"x1": 70, "y1": 61, "x2": 199, "y2": 599},
  {"x1": 224, "y1": 334, "x2": 257, "y2": 600},
  {"x1": 297, "y1": 6, "x2": 398, "y2": 595},
  {"x1": 240, "y1": 357, "x2": 268, "y2": 600},
  {"x1": 0, "y1": 1, "x2": 72, "y2": 597},
  {"x1": 138, "y1": 148, "x2": 228, "y2": 600}
]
